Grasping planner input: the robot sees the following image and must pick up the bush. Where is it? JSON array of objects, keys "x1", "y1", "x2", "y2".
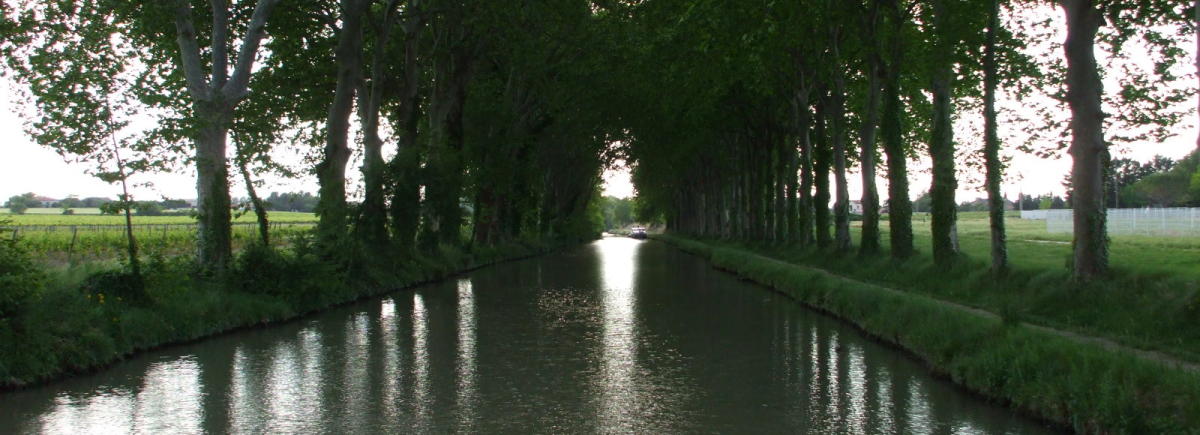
[
  {"x1": 0, "y1": 230, "x2": 44, "y2": 319},
  {"x1": 135, "y1": 202, "x2": 163, "y2": 216},
  {"x1": 229, "y1": 243, "x2": 329, "y2": 304},
  {"x1": 81, "y1": 269, "x2": 148, "y2": 306}
]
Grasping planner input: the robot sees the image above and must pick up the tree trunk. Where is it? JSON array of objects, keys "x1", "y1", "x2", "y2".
[
  {"x1": 775, "y1": 139, "x2": 787, "y2": 242},
  {"x1": 101, "y1": 96, "x2": 142, "y2": 281},
  {"x1": 858, "y1": 53, "x2": 883, "y2": 256},
  {"x1": 929, "y1": 0, "x2": 959, "y2": 265},
  {"x1": 423, "y1": 45, "x2": 472, "y2": 247},
  {"x1": 984, "y1": 0, "x2": 1008, "y2": 274},
  {"x1": 1061, "y1": 0, "x2": 1108, "y2": 280},
  {"x1": 814, "y1": 102, "x2": 833, "y2": 248},
  {"x1": 881, "y1": 0, "x2": 913, "y2": 259},
  {"x1": 786, "y1": 133, "x2": 799, "y2": 243},
  {"x1": 195, "y1": 104, "x2": 234, "y2": 272},
  {"x1": 795, "y1": 85, "x2": 815, "y2": 246},
  {"x1": 238, "y1": 158, "x2": 270, "y2": 246},
  {"x1": 388, "y1": 2, "x2": 426, "y2": 249},
  {"x1": 316, "y1": 0, "x2": 367, "y2": 248},
  {"x1": 357, "y1": 1, "x2": 402, "y2": 249},
  {"x1": 172, "y1": 0, "x2": 279, "y2": 273},
  {"x1": 830, "y1": 69, "x2": 853, "y2": 253}
]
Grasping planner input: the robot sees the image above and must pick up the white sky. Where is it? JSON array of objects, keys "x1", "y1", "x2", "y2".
[{"x1": 2, "y1": 5, "x2": 1197, "y2": 204}]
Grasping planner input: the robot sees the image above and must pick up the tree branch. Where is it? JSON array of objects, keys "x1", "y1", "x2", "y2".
[
  {"x1": 172, "y1": 0, "x2": 211, "y2": 99},
  {"x1": 211, "y1": 0, "x2": 230, "y2": 90},
  {"x1": 224, "y1": 0, "x2": 282, "y2": 100}
]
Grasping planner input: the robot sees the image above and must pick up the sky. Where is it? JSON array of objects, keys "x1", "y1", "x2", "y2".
[{"x1": 2, "y1": 6, "x2": 1198, "y2": 205}]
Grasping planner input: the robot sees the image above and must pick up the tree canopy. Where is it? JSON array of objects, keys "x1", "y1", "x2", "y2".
[{"x1": 2, "y1": 0, "x2": 1197, "y2": 281}]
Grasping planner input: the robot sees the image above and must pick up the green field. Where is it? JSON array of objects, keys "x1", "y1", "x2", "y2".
[
  {"x1": 1, "y1": 210, "x2": 318, "y2": 264},
  {"x1": 884, "y1": 211, "x2": 1200, "y2": 281},
  {"x1": 1, "y1": 209, "x2": 317, "y2": 225}
]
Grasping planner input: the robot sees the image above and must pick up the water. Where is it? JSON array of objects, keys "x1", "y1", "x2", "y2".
[{"x1": 0, "y1": 238, "x2": 1054, "y2": 433}]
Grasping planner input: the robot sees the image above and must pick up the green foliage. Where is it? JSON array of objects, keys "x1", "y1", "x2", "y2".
[
  {"x1": 133, "y1": 201, "x2": 162, "y2": 216},
  {"x1": 4, "y1": 193, "x2": 37, "y2": 215},
  {"x1": 598, "y1": 196, "x2": 635, "y2": 230},
  {"x1": 98, "y1": 202, "x2": 123, "y2": 216},
  {"x1": 0, "y1": 226, "x2": 43, "y2": 320},
  {"x1": 1121, "y1": 150, "x2": 1200, "y2": 207},
  {"x1": 228, "y1": 243, "x2": 329, "y2": 305},
  {"x1": 80, "y1": 268, "x2": 146, "y2": 307}
]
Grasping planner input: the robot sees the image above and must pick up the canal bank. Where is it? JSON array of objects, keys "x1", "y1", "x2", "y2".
[
  {"x1": 657, "y1": 235, "x2": 1200, "y2": 433},
  {"x1": 0, "y1": 237, "x2": 1051, "y2": 433},
  {"x1": 0, "y1": 238, "x2": 574, "y2": 390}
]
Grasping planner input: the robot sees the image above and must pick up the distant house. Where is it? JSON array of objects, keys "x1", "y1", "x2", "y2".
[
  {"x1": 848, "y1": 200, "x2": 863, "y2": 215},
  {"x1": 32, "y1": 195, "x2": 59, "y2": 207}
]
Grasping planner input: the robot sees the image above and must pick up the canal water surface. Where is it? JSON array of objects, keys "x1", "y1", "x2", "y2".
[{"x1": 0, "y1": 237, "x2": 1054, "y2": 433}]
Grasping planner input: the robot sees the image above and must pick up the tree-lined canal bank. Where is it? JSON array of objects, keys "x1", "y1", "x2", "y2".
[
  {"x1": 0, "y1": 238, "x2": 1050, "y2": 433},
  {"x1": 658, "y1": 235, "x2": 1200, "y2": 432}
]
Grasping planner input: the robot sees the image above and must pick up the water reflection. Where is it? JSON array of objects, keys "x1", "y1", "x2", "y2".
[
  {"x1": 378, "y1": 297, "x2": 401, "y2": 426},
  {"x1": 411, "y1": 293, "x2": 431, "y2": 428},
  {"x1": 261, "y1": 326, "x2": 325, "y2": 433},
  {"x1": 597, "y1": 238, "x2": 640, "y2": 431},
  {"x1": 455, "y1": 278, "x2": 477, "y2": 432},
  {"x1": 0, "y1": 238, "x2": 1054, "y2": 434},
  {"x1": 34, "y1": 357, "x2": 201, "y2": 434}
]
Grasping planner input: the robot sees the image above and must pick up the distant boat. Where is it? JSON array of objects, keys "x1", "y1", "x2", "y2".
[{"x1": 630, "y1": 226, "x2": 647, "y2": 239}]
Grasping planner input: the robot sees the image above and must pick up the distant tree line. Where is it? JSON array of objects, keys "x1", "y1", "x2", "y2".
[{"x1": 599, "y1": 196, "x2": 634, "y2": 231}]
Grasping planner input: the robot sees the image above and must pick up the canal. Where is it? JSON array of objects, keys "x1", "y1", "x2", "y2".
[{"x1": 0, "y1": 238, "x2": 1053, "y2": 433}]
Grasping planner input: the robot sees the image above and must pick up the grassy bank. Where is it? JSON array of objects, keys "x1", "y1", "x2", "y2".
[
  {"x1": 0, "y1": 234, "x2": 573, "y2": 389},
  {"x1": 828, "y1": 213, "x2": 1200, "y2": 362},
  {"x1": 658, "y1": 234, "x2": 1200, "y2": 432}
]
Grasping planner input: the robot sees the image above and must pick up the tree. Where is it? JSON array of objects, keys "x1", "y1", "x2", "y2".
[
  {"x1": 135, "y1": 201, "x2": 164, "y2": 216},
  {"x1": 1060, "y1": 0, "x2": 1108, "y2": 280},
  {"x1": 857, "y1": 0, "x2": 884, "y2": 256},
  {"x1": 315, "y1": 0, "x2": 369, "y2": 249},
  {"x1": 59, "y1": 196, "x2": 83, "y2": 209},
  {"x1": 983, "y1": 0, "x2": 1008, "y2": 274},
  {"x1": 4, "y1": 193, "x2": 35, "y2": 215},
  {"x1": 5, "y1": 2, "x2": 150, "y2": 282},
  {"x1": 926, "y1": 0, "x2": 962, "y2": 266},
  {"x1": 879, "y1": 0, "x2": 915, "y2": 259}
]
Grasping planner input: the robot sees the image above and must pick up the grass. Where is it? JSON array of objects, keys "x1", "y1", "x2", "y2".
[
  {"x1": 0, "y1": 211, "x2": 319, "y2": 266},
  {"x1": 913, "y1": 211, "x2": 1200, "y2": 281},
  {"x1": 778, "y1": 211, "x2": 1200, "y2": 362},
  {"x1": 1, "y1": 209, "x2": 317, "y2": 225},
  {"x1": 660, "y1": 235, "x2": 1200, "y2": 433}
]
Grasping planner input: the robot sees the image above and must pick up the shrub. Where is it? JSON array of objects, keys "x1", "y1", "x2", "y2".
[
  {"x1": 229, "y1": 243, "x2": 330, "y2": 304},
  {"x1": 81, "y1": 269, "x2": 148, "y2": 306},
  {"x1": 0, "y1": 229, "x2": 44, "y2": 319}
]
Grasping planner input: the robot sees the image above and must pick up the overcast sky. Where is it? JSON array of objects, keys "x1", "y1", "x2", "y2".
[{"x1": 2, "y1": 6, "x2": 1198, "y2": 205}]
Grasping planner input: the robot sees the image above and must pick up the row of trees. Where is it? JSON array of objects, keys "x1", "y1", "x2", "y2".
[
  {"x1": 3, "y1": 1, "x2": 631, "y2": 275},
  {"x1": 3, "y1": 0, "x2": 1197, "y2": 282},
  {"x1": 621, "y1": 0, "x2": 1199, "y2": 281},
  {"x1": 1114, "y1": 151, "x2": 1200, "y2": 207}
]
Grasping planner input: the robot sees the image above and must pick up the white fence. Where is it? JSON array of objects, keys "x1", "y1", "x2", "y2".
[{"x1": 1021, "y1": 208, "x2": 1200, "y2": 236}]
